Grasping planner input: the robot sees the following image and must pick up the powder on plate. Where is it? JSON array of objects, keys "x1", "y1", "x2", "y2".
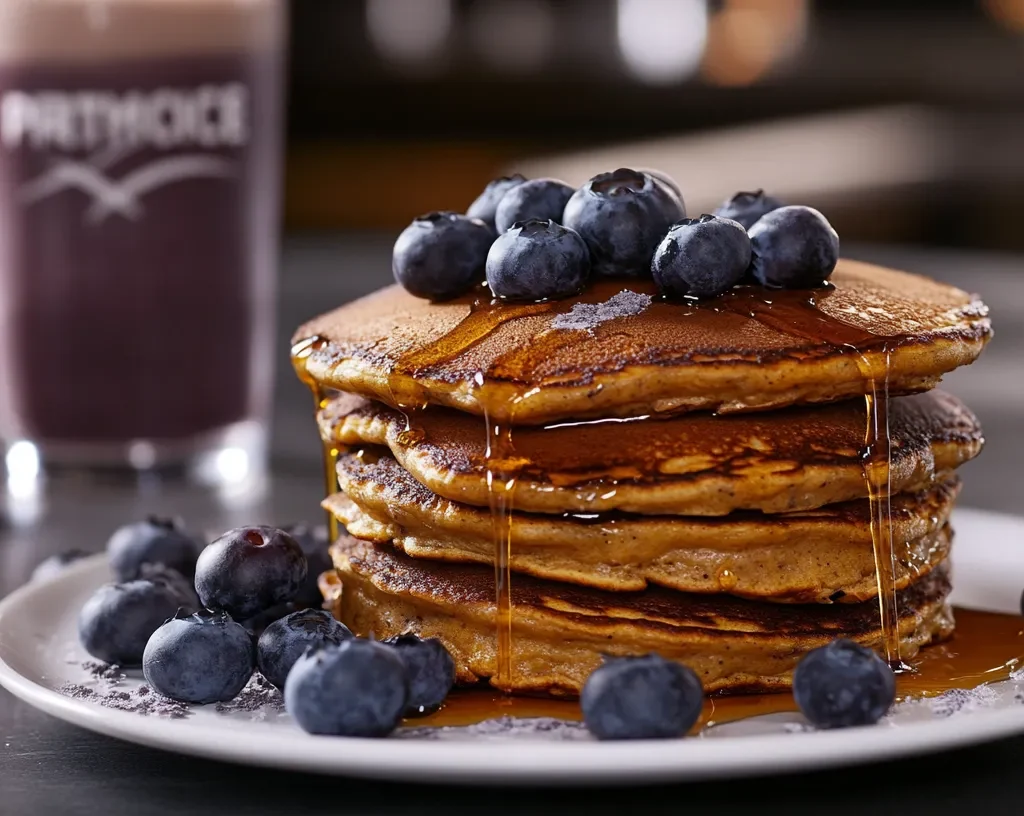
[
  {"x1": 58, "y1": 682, "x2": 191, "y2": 718},
  {"x1": 81, "y1": 660, "x2": 126, "y2": 685},
  {"x1": 215, "y1": 674, "x2": 284, "y2": 716}
]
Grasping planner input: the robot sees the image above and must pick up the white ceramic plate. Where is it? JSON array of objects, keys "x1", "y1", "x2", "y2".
[{"x1": 2, "y1": 507, "x2": 1024, "y2": 786}]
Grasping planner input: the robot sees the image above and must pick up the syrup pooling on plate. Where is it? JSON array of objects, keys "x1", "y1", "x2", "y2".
[
  {"x1": 715, "y1": 287, "x2": 904, "y2": 668},
  {"x1": 291, "y1": 336, "x2": 341, "y2": 543}
]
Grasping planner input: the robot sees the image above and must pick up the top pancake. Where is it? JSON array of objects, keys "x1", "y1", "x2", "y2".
[{"x1": 293, "y1": 260, "x2": 990, "y2": 424}]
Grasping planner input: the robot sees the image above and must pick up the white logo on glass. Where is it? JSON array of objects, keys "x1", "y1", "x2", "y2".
[{"x1": 1, "y1": 84, "x2": 248, "y2": 224}]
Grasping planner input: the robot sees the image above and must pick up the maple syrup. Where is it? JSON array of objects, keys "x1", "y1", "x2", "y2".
[
  {"x1": 482, "y1": 408, "x2": 517, "y2": 691},
  {"x1": 291, "y1": 335, "x2": 340, "y2": 543}
]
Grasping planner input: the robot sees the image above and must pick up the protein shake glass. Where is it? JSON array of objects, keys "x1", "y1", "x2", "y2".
[{"x1": 0, "y1": 0, "x2": 286, "y2": 493}]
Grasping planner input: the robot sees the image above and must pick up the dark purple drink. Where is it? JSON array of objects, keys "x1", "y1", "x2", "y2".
[{"x1": 0, "y1": 0, "x2": 284, "y2": 479}]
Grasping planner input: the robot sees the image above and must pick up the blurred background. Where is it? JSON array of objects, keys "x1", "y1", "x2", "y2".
[
  {"x1": 278, "y1": 0, "x2": 1023, "y2": 511},
  {"x1": 284, "y1": 0, "x2": 1024, "y2": 244},
  {"x1": 2, "y1": 0, "x2": 1022, "y2": 558}
]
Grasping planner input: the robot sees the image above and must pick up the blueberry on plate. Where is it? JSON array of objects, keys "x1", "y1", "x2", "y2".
[
  {"x1": 136, "y1": 563, "x2": 201, "y2": 610},
  {"x1": 78, "y1": 579, "x2": 186, "y2": 666},
  {"x1": 257, "y1": 609, "x2": 352, "y2": 690},
  {"x1": 713, "y1": 189, "x2": 783, "y2": 230},
  {"x1": 392, "y1": 211, "x2": 494, "y2": 301},
  {"x1": 285, "y1": 638, "x2": 409, "y2": 737},
  {"x1": 280, "y1": 523, "x2": 333, "y2": 608},
  {"x1": 651, "y1": 214, "x2": 751, "y2": 299},
  {"x1": 384, "y1": 634, "x2": 456, "y2": 715},
  {"x1": 580, "y1": 654, "x2": 704, "y2": 740},
  {"x1": 493, "y1": 178, "x2": 575, "y2": 234},
  {"x1": 143, "y1": 609, "x2": 256, "y2": 704},
  {"x1": 465, "y1": 174, "x2": 527, "y2": 232},
  {"x1": 243, "y1": 602, "x2": 298, "y2": 640},
  {"x1": 194, "y1": 526, "x2": 307, "y2": 620},
  {"x1": 562, "y1": 168, "x2": 685, "y2": 277},
  {"x1": 106, "y1": 516, "x2": 201, "y2": 582},
  {"x1": 792, "y1": 639, "x2": 895, "y2": 729},
  {"x1": 31, "y1": 549, "x2": 91, "y2": 583},
  {"x1": 748, "y1": 205, "x2": 840, "y2": 289},
  {"x1": 486, "y1": 219, "x2": 590, "y2": 302}
]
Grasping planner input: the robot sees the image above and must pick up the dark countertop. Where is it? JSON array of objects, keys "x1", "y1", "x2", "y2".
[{"x1": 2, "y1": 236, "x2": 1023, "y2": 815}]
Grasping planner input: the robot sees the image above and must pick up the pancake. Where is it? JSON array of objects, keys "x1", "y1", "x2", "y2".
[
  {"x1": 293, "y1": 261, "x2": 990, "y2": 424},
  {"x1": 320, "y1": 389, "x2": 982, "y2": 515},
  {"x1": 325, "y1": 450, "x2": 958, "y2": 602},
  {"x1": 329, "y1": 535, "x2": 954, "y2": 696}
]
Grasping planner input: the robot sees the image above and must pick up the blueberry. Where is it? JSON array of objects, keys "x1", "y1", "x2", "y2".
[
  {"x1": 652, "y1": 214, "x2": 751, "y2": 299},
  {"x1": 78, "y1": 580, "x2": 185, "y2": 666},
  {"x1": 792, "y1": 639, "x2": 895, "y2": 729},
  {"x1": 243, "y1": 602, "x2": 298, "y2": 639},
  {"x1": 713, "y1": 189, "x2": 783, "y2": 230},
  {"x1": 194, "y1": 526, "x2": 307, "y2": 620},
  {"x1": 485, "y1": 219, "x2": 590, "y2": 302},
  {"x1": 257, "y1": 609, "x2": 352, "y2": 690},
  {"x1": 136, "y1": 563, "x2": 200, "y2": 610},
  {"x1": 280, "y1": 523, "x2": 333, "y2": 608},
  {"x1": 384, "y1": 634, "x2": 456, "y2": 715},
  {"x1": 143, "y1": 609, "x2": 256, "y2": 704},
  {"x1": 31, "y1": 549, "x2": 91, "y2": 583},
  {"x1": 748, "y1": 205, "x2": 839, "y2": 289},
  {"x1": 106, "y1": 516, "x2": 201, "y2": 582},
  {"x1": 562, "y1": 168, "x2": 685, "y2": 277},
  {"x1": 494, "y1": 178, "x2": 575, "y2": 234},
  {"x1": 637, "y1": 168, "x2": 685, "y2": 205},
  {"x1": 392, "y1": 212, "x2": 493, "y2": 301},
  {"x1": 285, "y1": 638, "x2": 408, "y2": 737},
  {"x1": 465, "y1": 174, "x2": 527, "y2": 231},
  {"x1": 580, "y1": 654, "x2": 703, "y2": 740}
]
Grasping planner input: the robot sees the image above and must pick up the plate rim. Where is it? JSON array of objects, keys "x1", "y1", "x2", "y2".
[{"x1": 2, "y1": 506, "x2": 1024, "y2": 785}]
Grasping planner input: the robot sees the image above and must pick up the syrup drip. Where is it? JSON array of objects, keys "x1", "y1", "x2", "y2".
[
  {"x1": 291, "y1": 336, "x2": 340, "y2": 542},
  {"x1": 862, "y1": 351, "x2": 906, "y2": 669},
  {"x1": 716, "y1": 287, "x2": 904, "y2": 667},
  {"x1": 409, "y1": 608, "x2": 1024, "y2": 731},
  {"x1": 483, "y1": 408, "x2": 516, "y2": 692},
  {"x1": 388, "y1": 294, "x2": 551, "y2": 694}
]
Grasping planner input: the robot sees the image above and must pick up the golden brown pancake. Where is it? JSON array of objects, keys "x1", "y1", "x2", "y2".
[
  {"x1": 325, "y1": 450, "x2": 958, "y2": 602},
  {"x1": 293, "y1": 261, "x2": 990, "y2": 424},
  {"x1": 330, "y1": 535, "x2": 953, "y2": 696},
  {"x1": 320, "y1": 390, "x2": 982, "y2": 515}
]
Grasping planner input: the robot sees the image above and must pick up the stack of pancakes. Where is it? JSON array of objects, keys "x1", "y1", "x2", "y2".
[{"x1": 293, "y1": 260, "x2": 990, "y2": 696}]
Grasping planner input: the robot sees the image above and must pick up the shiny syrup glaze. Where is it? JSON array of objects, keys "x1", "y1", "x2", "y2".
[
  {"x1": 291, "y1": 336, "x2": 340, "y2": 543},
  {"x1": 408, "y1": 608, "x2": 1024, "y2": 731}
]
